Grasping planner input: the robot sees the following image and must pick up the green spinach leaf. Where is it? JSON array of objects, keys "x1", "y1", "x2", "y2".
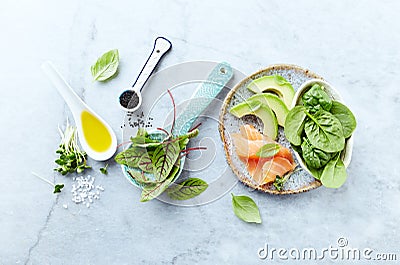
[
  {"x1": 167, "y1": 178, "x2": 208, "y2": 200},
  {"x1": 302, "y1": 84, "x2": 332, "y2": 113},
  {"x1": 320, "y1": 153, "x2": 347, "y2": 188},
  {"x1": 91, "y1": 49, "x2": 119, "y2": 81},
  {"x1": 301, "y1": 138, "x2": 332, "y2": 169},
  {"x1": 231, "y1": 193, "x2": 262, "y2": 224},
  {"x1": 304, "y1": 110, "x2": 345, "y2": 152},
  {"x1": 329, "y1": 101, "x2": 356, "y2": 138},
  {"x1": 284, "y1": 106, "x2": 307, "y2": 146}
]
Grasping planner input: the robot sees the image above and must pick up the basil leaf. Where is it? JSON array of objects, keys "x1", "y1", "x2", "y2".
[
  {"x1": 91, "y1": 49, "x2": 119, "y2": 81},
  {"x1": 167, "y1": 178, "x2": 208, "y2": 200},
  {"x1": 231, "y1": 194, "x2": 262, "y2": 224},
  {"x1": 140, "y1": 165, "x2": 179, "y2": 202},
  {"x1": 284, "y1": 106, "x2": 307, "y2": 146},
  {"x1": 302, "y1": 84, "x2": 332, "y2": 113},
  {"x1": 152, "y1": 139, "x2": 181, "y2": 182},
  {"x1": 320, "y1": 153, "x2": 347, "y2": 188},
  {"x1": 329, "y1": 101, "x2": 357, "y2": 138},
  {"x1": 304, "y1": 110, "x2": 345, "y2": 153},
  {"x1": 300, "y1": 138, "x2": 332, "y2": 169},
  {"x1": 114, "y1": 147, "x2": 144, "y2": 167},
  {"x1": 256, "y1": 143, "x2": 280, "y2": 158}
]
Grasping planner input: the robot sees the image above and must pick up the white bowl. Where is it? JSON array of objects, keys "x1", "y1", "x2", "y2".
[{"x1": 292, "y1": 79, "x2": 354, "y2": 174}]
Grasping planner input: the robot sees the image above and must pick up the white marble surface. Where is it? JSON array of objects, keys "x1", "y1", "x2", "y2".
[{"x1": 1, "y1": 0, "x2": 400, "y2": 264}]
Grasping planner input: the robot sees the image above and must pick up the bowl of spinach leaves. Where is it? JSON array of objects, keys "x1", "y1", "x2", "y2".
[{"x1": 284, "y1": 79, "x2": 356, "y2": 188}]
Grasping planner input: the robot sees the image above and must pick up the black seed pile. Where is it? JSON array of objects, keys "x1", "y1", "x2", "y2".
[
  {"x1": 120, "y1": 111, "x2": 153, "y2": 129},
  {"x1": 119, "y1": 90, "x2": 140, "y2": 109}
]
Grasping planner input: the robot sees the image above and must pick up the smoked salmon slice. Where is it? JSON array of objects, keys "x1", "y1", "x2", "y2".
[
  {"x1": 262, "y1": 157, "x2": 295, "y2": 184},
  {"x1": 232, "y1": 124, "x2": 296, "y2": 186}
]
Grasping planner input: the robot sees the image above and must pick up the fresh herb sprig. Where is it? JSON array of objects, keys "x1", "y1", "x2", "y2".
[
  {"x1": 100, "y1": 164, "x2": 108, "y2": 175},
  {"x1": 54, "y1": 122, "x2": 91, "y2": 175}
]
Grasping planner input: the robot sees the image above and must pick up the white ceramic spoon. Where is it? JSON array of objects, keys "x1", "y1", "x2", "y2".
[{"x1": 42, "y1": 61, "x2": 117, "y2": 161}]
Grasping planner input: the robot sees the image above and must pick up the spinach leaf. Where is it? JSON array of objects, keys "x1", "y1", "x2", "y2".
[
  {"x1": 330, "y1": 101, "x2": 357, "y2": 138},
  {"x1": 304, "y1": 110, "x2": 345, "y2": 152},
  {"x1": 91, "y1": 49, "x2": 119, "y2": 81},
  {"x1": 320, "y1": 153, "x2": 347, "y2": 188},
  {"x1": 284, "y1": 106, "x2": 307, "y2": 146},
  {"x1": 152, "y1": 139, "x2": 181, "y2": 182},
  {"x1": 256, "y1": 143, "x2": 280, "y2": 158},
  {"x1": 302, "y1": 84, "x2": 332, "y2": 113},
  {"x1": 167, "y1": 178, "x2": 208, "y2": 200},
  {"x1": 231, "y1": 194, "x2": 262, "y2": 224},
  {"x1": 301, "y1": 138, "x2": 332, "y2": 169},
  {"x1": 308, "y1": 166, "x2": 323, "y2": 180}
]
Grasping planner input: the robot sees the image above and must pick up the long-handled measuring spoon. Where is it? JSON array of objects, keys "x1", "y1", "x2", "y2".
[
  {"x1": 118, "y1": 37, "x2": 172, "y2": 112},
  {"x1": 42, "y1": 61, "x2": 117, "y2": 161}
]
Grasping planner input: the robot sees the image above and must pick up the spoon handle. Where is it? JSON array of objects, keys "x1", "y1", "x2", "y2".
[
  {"x1": 132, "y1": 37, "x2": 172, "y2": 92},
  {"x1": 41, "y1": 61, "x2": 85, "y2": 116}
]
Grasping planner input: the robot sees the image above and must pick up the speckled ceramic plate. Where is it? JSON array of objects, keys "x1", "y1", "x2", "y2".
[{"x1": 219, "y1": 64, "x2": 325, "y2": 194}]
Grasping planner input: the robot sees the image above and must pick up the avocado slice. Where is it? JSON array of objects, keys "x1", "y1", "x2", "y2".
[
  {"x1": 244, "y1": 94, "x2": 289, "y2": 127},
  {"x1": 230, "y1": 100, "x2": 278, "y2": 139},
  {"x1": 247, "y1": 75, "x2": 295, "y2": 108}
]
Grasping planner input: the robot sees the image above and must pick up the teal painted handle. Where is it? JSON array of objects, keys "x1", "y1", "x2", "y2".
[{"x1": 172, "y1": 62, "x2": 233, "y2": 135}]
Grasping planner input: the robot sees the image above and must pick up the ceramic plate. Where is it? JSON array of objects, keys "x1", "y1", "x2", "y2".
[{"x1": 219, "y1": 64, "x2": 326, "y2": 194}]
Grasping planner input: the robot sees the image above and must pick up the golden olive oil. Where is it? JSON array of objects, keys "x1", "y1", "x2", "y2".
[{"x1": 81, "y1": 110, "x2": 112, "y2": 152}]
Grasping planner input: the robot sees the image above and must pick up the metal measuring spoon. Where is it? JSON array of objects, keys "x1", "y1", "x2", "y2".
[{"x1": 119, "y1": 37, "x2": 172, "y2": 112}]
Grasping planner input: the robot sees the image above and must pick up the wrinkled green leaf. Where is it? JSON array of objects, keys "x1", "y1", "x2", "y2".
[
  {"x1": 256, "y1": 143, "x2": 280, "y2": 158},
  {"x1": 301, "y1": 138, "x2": 332, "y2": 169},
  {"x1": 304, "y1": 110, "x2": 345, "y2": 153},
  {"x1": 231, "y1": 194, "x2": 262, "y2": 224},
  {"x1": 284, "y1": 106, "x2": 307, "y2": 146},
  {"x1": 167, "y1": 178, "x2": 208, "y2": 200},
  {"x1": 91, "y1": 49, "x2": 119, "y2": 81},
  {"x1": 302, "y1": 84, "x2": 332, "y2": 113},
  {"x1": 320, "y1": 153, "x2": 347, "y2": 188},
  {"x1": 329, "y1": 101, "x2": 357, "y2": 138}
]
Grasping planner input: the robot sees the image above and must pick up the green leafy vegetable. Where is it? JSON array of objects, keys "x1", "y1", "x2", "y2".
[
  {"x1": 320, "y1": 153, "x2": 347, "y2": 188},
  {"x1": 302, "y1": 84, "x2": 332, "y2": 113},
  {"x1": 167, "y1": 178, "x2": 208, "y2": 200},
  {"x1": 231, "y1": 193, "x2": 262, "y2": 224},
  {"x1": 329, "y1": 101, "x2": 357, "y2": 138},
  {"x1": 53, "y1": 184, "x2": 64, "y2": 193},
  {"x1": 152, "y1": 139, "x2": 181, "y2": 181},
  {"x1": 308, "y1": 166, "x2": 323, "y2": 180},
  {"x1": 91, "y1": 49, "x2": 119, "y2": 81},
  {"x1": 54, "y1": 122, "x2": 91, "y2": 175},
  {"x1": 273, "y1": 175, "x2": 290, "y2": 191},
  {"x1": 284, "y1": 106, "x2": 307, "y2": 146},
  {"x1": 138, "y1": 152, "x2": 154, "y2": 173},
  {"x1": 99, "y1": 164, "x2": 108, "y2": 175},
  {"x1": 300, "y1": 138, "x2": 332, "y2": 169},
  {"x1": 140, "y1": 165, "x2": 180, "y2": 202},
  {"x1": 304, "y1": 110, "x2": 345, "y2": 152},
  {"x1": 256, "y1": 143, "x2": 280, "y2": 158},
  {"x1": 115, "y1": 147, "x2": 144, "y2": 168}
]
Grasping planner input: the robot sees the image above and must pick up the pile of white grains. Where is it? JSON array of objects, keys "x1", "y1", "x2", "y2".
[{"x1": 70, "y1": 175, "x2": 104, "y2": 208}]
